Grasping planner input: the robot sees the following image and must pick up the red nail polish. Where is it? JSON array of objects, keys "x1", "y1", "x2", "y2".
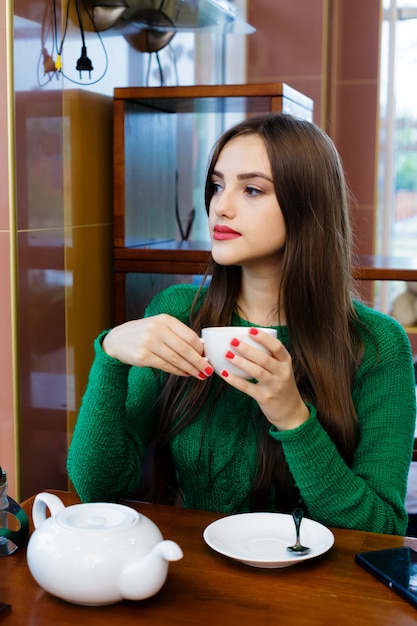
[
  {"x1": 225, "y1": 351, "x2": 235, "y2": 359},
  {"x1": 198, "y1": 372, "x2": 207, "y2": 379},
  {"x1": 204, "y1": 366, "x2": 214, "y2": 376},
  {"x1": 249, "y1": 327, "x2": 259, "y2": 335},
  {"x1": 230, "y1": 338, "x2": 240, "y2": 347},
  {"x1": 221, "y1": 370, "x2": 229, "y2": 377}
]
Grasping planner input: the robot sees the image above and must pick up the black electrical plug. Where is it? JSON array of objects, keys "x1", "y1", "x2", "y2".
[{"x1": 76, "y1": 46, "x2": 93, "y2": 79}]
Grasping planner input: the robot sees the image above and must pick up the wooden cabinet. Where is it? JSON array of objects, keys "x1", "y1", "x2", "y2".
[
  {"x1": 112, "y1": 83, "x2": 417, "y2": 335},
  {"x1": 112, "y1": 83, "x2": 313, "y2": 323},
  {"x1": 352, "y1": 256, "x2": 417, "y2": 281}
]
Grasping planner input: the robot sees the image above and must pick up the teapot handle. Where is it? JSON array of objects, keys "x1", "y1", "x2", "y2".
[{"x1": 32, "y1": 492, "x2": 65, "y2": 529}]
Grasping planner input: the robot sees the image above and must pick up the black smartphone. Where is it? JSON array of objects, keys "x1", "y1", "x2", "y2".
[{"x1": 355, "y1": 546, "x2": 417, "y2": 609}]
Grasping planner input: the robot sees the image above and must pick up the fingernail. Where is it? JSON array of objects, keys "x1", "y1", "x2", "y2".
[
  {"x1": 225, "y1": 351, "x2": 235, "y2": 359},
  {"x1": 198, "y1": 372, "x2": 207, "y2": 380},
  {"x1": 204, "y1": 366, "x2": 214, "y2": 376},
  {"x1": 230, "y1": 338, "x2": 240, "y2": 347},
  {"x1": 221, "y1": 370, "x2": 229, "y2": 377},
  {"x1": 249, "y1": 327, "x2": 258, "y2": 335}
]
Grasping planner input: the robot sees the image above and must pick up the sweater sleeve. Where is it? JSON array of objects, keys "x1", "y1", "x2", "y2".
[
  {"x1": 67, "y1": 284, "x2": 198, "y2": 503},
  {"x1": 67, "y1": 332, "x2": 161, "y2": 502},
  {"x1": 270, "y1": 313, "x2": 416, "y2": 535}
]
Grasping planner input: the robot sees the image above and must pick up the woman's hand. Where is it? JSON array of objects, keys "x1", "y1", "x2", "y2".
[
  {"x1": 219, "y1": 328, "x2": 309, "y2": 431},
  {"x1": 102, "y1": 314, "x2": 213, "y2": 380}
]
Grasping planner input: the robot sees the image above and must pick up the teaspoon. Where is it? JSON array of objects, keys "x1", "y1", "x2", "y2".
[{"x1": 287, "y1": 507, "x2": 310, "y2": 555}]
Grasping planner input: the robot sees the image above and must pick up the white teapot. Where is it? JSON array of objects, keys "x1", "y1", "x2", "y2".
[{"x1": 26, "y1": 492, "x2": 183, "y2": 606}]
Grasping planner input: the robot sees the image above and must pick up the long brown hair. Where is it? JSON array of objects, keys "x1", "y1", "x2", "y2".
[{"x1": 151, "y1": 113, "x2": 363, "y2": 509}]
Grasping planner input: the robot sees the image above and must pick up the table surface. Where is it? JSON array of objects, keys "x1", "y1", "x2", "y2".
[{"x1": 2, "y1": 490, "x2": 417, "y2": 626}]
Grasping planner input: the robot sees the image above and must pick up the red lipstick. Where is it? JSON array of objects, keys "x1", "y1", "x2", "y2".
[{"x1": 213, "y1": 225, "x2": 241, "y2": 240}]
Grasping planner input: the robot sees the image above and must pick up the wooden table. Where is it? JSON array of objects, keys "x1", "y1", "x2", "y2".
[{"x1": 2, "y1": 490, "x2": 417, "y2": 625}]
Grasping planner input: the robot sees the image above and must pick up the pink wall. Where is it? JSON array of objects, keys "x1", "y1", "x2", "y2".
[
  {"x1": 247, "y1": 0, "x2": 326, "y2": 124},
  {"x1": 247, "y1": 0, "x2": 381, "y2": 262},
  {"x1": 329, "y1": 0, "x2": 381, "y2": 260}
]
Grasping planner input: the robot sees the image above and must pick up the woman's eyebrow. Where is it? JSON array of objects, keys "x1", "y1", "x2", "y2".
[
  {"x1": 237, "y1": 172, "x2": 273, "y2": 182},
  {"x1": 212, "y1": 169, "x2": 273, "y2": 183}
]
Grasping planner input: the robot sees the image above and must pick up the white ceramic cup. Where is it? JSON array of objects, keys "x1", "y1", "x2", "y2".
[{"x1": 201, "y1": 326, "x2": 277, "y2": 379}]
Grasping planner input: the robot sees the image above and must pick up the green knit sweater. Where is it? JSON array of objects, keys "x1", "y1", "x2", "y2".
[{"x1": 67, "y1": 285, "x2": 417, "y2": 534}]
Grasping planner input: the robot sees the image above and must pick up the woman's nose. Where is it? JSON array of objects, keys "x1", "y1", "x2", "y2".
[{"x1": 212, "y1": 188, "x2": 235, "y2": 217}]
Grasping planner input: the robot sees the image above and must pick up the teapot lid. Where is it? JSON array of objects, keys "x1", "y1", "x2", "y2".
[{"x1": 55, "y1": 502, "x2": 139, "y2": 532}]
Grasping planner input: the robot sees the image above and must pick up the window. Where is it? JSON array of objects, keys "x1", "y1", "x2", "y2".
[{"x1": 377, "y1": 0, "x2": 417, "y2": 314}]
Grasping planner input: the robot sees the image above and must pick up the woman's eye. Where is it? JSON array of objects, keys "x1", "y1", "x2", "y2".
[
  {"x1": 212, "y1": 182, "x2": 223, "y2": 194},
  {"x1": 245, "y1": 186, "x2": 263, "y2": 197}
]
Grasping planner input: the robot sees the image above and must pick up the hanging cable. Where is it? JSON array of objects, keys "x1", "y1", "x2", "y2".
[
  {"x1": 168, "y1": 42, "x2": 179, "y2": 85},
  {"x1": 55, "y1": 0, "x2": 71, "y2": 74},
  {"x1": 155, "y1": 51, "x2": 164, "y2": 85},
  {"x1": 145, "y1": 51, "x2": 152, "y2": 86},
  {"x1": 37, "y1": 0, "x2": 57, "y2": 86},
  {"x1": 42, "y1": 0, "x2": 109, "y2": 86},
  {"x1": 74, "y1": 0, "x2": 94, "y2": 78}
]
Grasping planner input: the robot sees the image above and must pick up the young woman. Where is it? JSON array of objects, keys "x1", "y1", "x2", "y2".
[{"x1": 67, "y1": 113, "x2": 416, "y2": 534}]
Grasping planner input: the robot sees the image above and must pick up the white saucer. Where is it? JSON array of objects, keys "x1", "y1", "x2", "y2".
[{"x1": 203, "y1": 512, "x2": 334, "y2": 568}]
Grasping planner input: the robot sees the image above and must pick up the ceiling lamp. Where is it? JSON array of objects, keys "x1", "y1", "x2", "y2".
[
  {"x1": 123, "y1": 8, "x2": 176, "y2": 53},
  {"x1": 123, "y1": 0, "x2": 255, "y2": 34},
  {"x1": 120, "y1": 0, "x2": 255, "y2": 53},
  {"x1": 74, "y1": 0, "x2": 129, "y2": 32}
]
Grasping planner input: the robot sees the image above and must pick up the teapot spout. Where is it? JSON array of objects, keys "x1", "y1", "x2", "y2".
[
  {"x1": 155, "y1": 539, "x2": 184, "y2": 562},
  {"x1": 119, "y1": 540, "x2": 183, "y2": 601}
]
